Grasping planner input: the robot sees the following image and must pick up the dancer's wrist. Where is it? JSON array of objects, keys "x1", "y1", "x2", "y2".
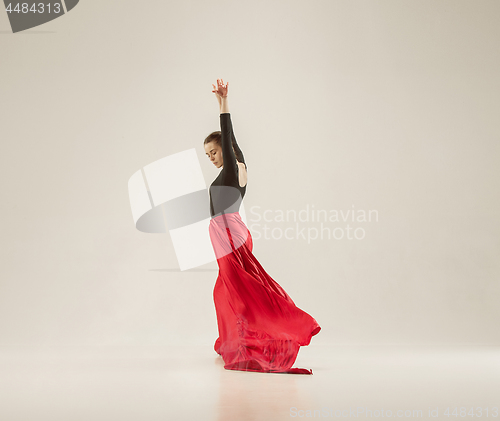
[{"x1": 219, "y1": 96, "x2": 229, "y2": 113}]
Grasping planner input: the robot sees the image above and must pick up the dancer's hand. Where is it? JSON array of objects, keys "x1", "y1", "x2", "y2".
[{"x1": 212, "y1": 78, "x2": 229, "y2": 98}]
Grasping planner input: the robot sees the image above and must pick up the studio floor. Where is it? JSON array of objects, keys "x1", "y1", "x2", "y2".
[{"x1": 0, "y1": 344, "x2": 498, "y2": 421}]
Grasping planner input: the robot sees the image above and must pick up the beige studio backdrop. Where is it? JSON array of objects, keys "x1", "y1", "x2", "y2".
[{"x1": 0, "y1": 0, "x2": 499, "y2": 349}]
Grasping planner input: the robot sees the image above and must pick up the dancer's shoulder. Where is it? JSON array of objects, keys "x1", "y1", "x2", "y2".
[{"x1": 237, "y1": 162, "x2": 247, "y2": 187}]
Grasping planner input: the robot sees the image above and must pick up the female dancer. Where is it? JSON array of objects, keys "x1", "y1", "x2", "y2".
[{"x1": 204, "y1": 78, "x2": 321, "y2": 374}]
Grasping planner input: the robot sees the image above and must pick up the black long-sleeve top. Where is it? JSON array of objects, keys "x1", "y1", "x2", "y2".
[{"x1": 209, "y1": 113, "x2": 247, "y2": 218}]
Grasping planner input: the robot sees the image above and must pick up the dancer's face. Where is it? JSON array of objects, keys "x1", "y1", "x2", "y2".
[{"x1": 205, "y1": 141, "x2": 223, "y2": 168}]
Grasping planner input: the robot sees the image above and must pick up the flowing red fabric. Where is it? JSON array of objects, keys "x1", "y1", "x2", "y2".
[{"x1": 209, "y1": 211, "x2": 321, "y2": 374}]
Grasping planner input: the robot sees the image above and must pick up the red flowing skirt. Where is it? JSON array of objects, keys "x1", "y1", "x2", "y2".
[{"x1": 209, "y1": 211, "x2": 321, "y2": 374}]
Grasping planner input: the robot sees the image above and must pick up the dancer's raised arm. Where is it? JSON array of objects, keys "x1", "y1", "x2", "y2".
[{"x1": 212, "y1": 80, "x2": 246, "y2": 182}]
